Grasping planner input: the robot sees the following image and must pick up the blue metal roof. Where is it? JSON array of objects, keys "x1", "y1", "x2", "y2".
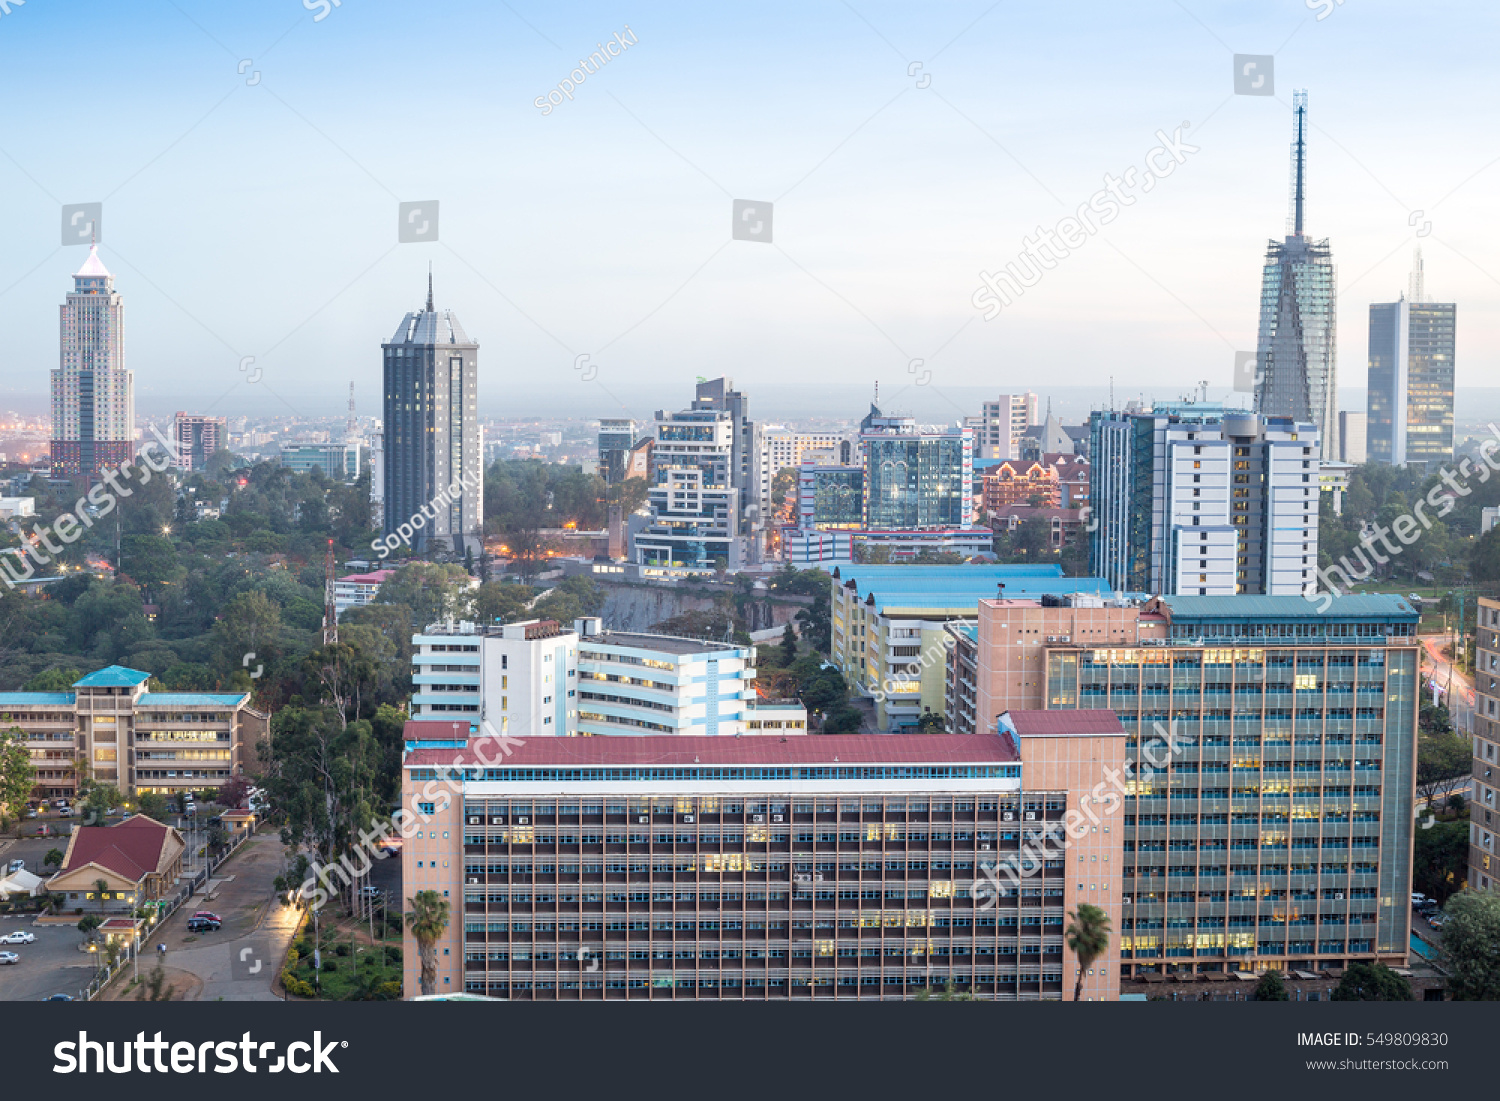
[
  {"x1": 834, "y1": 565, "x2": 1113, "y2": 614},
  {"x1": 1159, "y1": 593, "x2": 1418, "y2": 621},
  {"x1": 137, "y1": 693, "x2": 247, "y2": 707},
  {"x1": 0, "y1": 692, "x2": 75, "y2": 707},
  {"x1": 73, "y1": 665, "x2": 151, "y2": 688}
]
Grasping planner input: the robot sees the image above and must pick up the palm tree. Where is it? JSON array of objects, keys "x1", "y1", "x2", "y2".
[
  {"x1": 1065, "y1": 903, "x2": 1112, "y2": 1002},
  {"x1": 404, "y1": 890, "x2": 451, "y2": 997}
]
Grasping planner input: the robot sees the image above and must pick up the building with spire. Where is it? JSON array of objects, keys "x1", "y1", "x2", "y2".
[
  {"x1": 51, "y1": 244, "x2": 135, "y2": 479},
  {"x1": 381, "y1": 272, "x2": 483, "y2": 557},
  {"x1": 1254, "y1": 91, "x2": 1339, "y2": 461},
  {"x1": 1367, "y1": 249, "x2": 1456, "y2": 468}
]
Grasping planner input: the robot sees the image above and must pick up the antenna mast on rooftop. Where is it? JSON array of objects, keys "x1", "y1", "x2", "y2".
[
  {"x1": 323, "y1": 539, "x2": 338, "y2": 646},
  {"x1": 1289, "y1": 90, "x2": 1308, "y2": 237}
]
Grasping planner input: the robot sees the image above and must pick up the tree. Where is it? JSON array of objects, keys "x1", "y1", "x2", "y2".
[
  {"x1": 22, "y1": 668, "x2": 81, "y2": 692},
  {"x1": 374, "y1": 563, "x2": 474, "y2": 628},
  {"x1": 120, "y1": 534, "x2": 182, "y2": 601},
  {"x1": 0, "y1": 727, "x2": 35, "y2": 826},
  {"x1": 779, "y1": 623, "x2": 798, "y2": 666},
  {"x1": 1331, "y1": 961, "x2": 1413, "y2": 1001},
  {"x1": 914, "y1": 978, "x2": 974, "y2": 1002},
  {"x1": 218, "y1": 776, "x2": 252, "y2": 809},
  {"x1": 1443, "y1": 891, "x2": 1500, "y2": 1000},
  {"x1": 1065, "y1": 903, "x2": 1111, "y2": 1002},
  {"x1": 211, "y1": 591, "x2": 282, "y2": 674},
  {"x1": 1413, "y1": 819, "x2": 1468, "y2": 902},
  {"x1": 43, "y1": 847, "x2": 65, "y2": 871},
  {"x1": 915, "y1": 711, "x2": 944, "y2": 733},
  {"x1": 1254, "y1": 969, "x2": 1289, "y2": 1001},
  {"x1": 471, "y1": 582, "x2": 537, "y2": 627},
  {"x1": 77, "y1": 914, "x2": 102, "y2": 946},
  {"x1": 405, "y1": 889, "x2": 451, "y2": 997},
  {"x1": 81, "y1": 783, "x2": 122, "y2": 826},
  {"x1": 135, "y1": 792, "x2": 170, "y2": 821},
  {"x1": 1417, "y1": 731, "x2": 1473, "y2": 807}
]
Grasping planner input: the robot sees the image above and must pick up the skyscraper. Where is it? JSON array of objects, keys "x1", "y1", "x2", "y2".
[
  {"x1": 634, "y1": 403, "x2": 742, "y2": 572},
  {"x1": 1089, "y1": 406, "x2": 1319, "y2": 596},
  {"x1": 597, "y1": 418, "x2": 636, "y2": 484},
  {"x1": 1367, "y1": 252, "x2": 1456, "y2": 467},
  {"x1": 172, "y1": 413, "x2": 226, "y2": 471},
  {"x1": 1254, "y1": 91, "x2": 1339, "y2": 461},
  {"x1": 860, "y1": 408, "x2": 973, "y2": 529},
  {"x1": 381, "y1": 275, "x2": 483, "y2": 557},
  {"x1": 51, "y1": 244, "x2": 135, "y2": 479}
]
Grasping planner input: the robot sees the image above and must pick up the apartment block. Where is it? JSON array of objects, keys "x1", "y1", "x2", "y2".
[
  {"x1": 1470, "y1": 597, "x2": 1500, "y2": 891},
  {"x1": 411, "y1": 619, "x2": 579, "y2": 737},
  {"x1": 829, "y1": 565, "x2": 1111, "y2": 732},
  {"x1": 400, "y1": 711, "x2": 1123, "y2": 1001},
  {"x1": 634, "y1": 405, "x2": 742, "y2": 574},
  {"x1": 0, "y1": 665, "x2": 268, "y2": 799},
  {"x1": 950, "y1": 592, "x2": 1420, "y2": 977},
  {"x1": 1089, "y1": 408, "x2": 1319, "y2": 597}
]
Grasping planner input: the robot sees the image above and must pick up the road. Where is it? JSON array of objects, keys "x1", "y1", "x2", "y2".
[
  {"x1": 105, "y1": 834, "x2": 301, "y2": 1001},
  {"x1": 1421, "y1": 633, "x2": 1474, "y2": 733}
]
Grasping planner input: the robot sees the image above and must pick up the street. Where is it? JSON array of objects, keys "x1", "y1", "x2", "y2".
[{"x1": 1421, "y1": 633, "x2": 1474, "y2": 734}]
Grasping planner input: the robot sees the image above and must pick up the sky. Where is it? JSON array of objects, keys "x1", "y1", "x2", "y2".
[{"x1": 0, "y1": 0, "x2": 1496, "y2": 430}]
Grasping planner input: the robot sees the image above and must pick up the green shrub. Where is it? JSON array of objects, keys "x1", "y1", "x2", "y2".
[
  {"x1": 377, "y1": 980, "x2": 401, "y2": 999},
  {"x1": 334, "y1": 943, "x2": 350, "y2": 957},
  {"x1": 384, "y1": 946, "x2": 402, "y2": 965}
]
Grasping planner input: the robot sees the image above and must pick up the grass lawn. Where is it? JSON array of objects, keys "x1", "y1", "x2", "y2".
[{"x1": 285, "y1": 914, "x2": 403, "y2": 1000}]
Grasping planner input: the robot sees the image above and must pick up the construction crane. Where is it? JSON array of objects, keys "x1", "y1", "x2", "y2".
[{"x1": 323, "y1": 538, "x2": 338, "y2": 646}]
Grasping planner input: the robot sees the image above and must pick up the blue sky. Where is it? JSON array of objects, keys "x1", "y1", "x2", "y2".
[{"x1": 0, "y1": 0, "x2": 1495, "y2": 426}]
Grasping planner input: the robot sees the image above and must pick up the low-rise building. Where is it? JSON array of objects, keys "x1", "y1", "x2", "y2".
[
  {"x1": 46, "y1": 815, "x2": 186, "y2": 912},
  {"x1": 0, "y1": 666, "x2": 268, "y2": 799},
  {"x1": 334, "y1": 569, "x2": 396, "y2": 619}
]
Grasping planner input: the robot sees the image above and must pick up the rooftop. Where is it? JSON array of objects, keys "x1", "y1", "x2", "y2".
[
  {"x1": 581, "y1": 632, "x2": 747, "y2": 657},
  {"x1": 0, "y1": 692, "x2": 75, "y2": 707},
  {"x1": 73, "y1": 665, "x2": 151, "y2": 689},
  {"x1": 406, "y1": 730, "x2": 1020, "y2": 769},
  {"x1": 338, "y1": 569, "x2": 397, "y2": 585},
  {"x1": 1000, "y1": 710, "x2": 1128, "y2": 739},
  {"x1": 138, "y1": 693, "x2": 248, "y2": 707},
  {"x1": 833, "y1": 565, "x2": 1114, "y2": 614},
  {"x1": 1156, "y1": 593, "x2": 1419, "y2": 621},
  {"x1": 56, "y1": 815, "x2": 181, "y2": 882}
]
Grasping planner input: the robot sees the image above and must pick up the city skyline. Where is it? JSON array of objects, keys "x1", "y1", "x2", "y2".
[{"x1": 0, "y1": 2, "x2": 1496, "y2": 425}]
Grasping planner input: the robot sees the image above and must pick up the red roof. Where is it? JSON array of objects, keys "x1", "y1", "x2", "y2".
[
  {"x1": 339, "y1": 569, "x2": 396, "y2": 585},
  {"x1": 406, "y1": 731, "x2": 1019, "y2": 768},
  {"x1": 62, "y1": 815, "x2": 178, "y2": 881},
  {"x1": 405, "y1": 719, "x2": 481, "y2": 740},
  {"x1": 1002, "y1": 710, "x2": 1126, "y2": 738}
]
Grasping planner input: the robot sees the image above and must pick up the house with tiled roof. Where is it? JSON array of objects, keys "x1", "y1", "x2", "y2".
[
  {"x1": 46, "y1": 815, "x2": 186, "y2": 913},
  {"x1": 0, "y1": 665, "x2": 269, "y2": 801}
]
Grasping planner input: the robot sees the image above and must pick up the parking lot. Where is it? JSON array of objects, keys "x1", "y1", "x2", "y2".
[{"x1": 0, "y1": 921, "x2": 101, "y2": 1002}]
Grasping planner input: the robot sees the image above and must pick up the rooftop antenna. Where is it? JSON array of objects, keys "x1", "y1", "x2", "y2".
[
  {"x1": 426, "y1": 263, "x2": 434, "y2": 313},
  {"x1": 1289, "y1": 90, "x2": 1308, "y2": 237},
  {"x1": 1199, "y1": 379, "x2": 1210, "y2": 403},
  {"x1": 1409, "y1": 247, "x2": 1426, "y2": 303}
]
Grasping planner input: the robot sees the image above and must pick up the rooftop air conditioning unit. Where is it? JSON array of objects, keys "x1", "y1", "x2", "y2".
[{"x1": 683, "y1": 815, "x2": 695, "y2": 823}]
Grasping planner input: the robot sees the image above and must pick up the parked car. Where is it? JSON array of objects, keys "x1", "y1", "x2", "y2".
[
  {"x1": 1411, "y1": 892, "x2": 1427, "y2": 904},
  {"x1": 186, "y1": 917, "x2": 220, "y2": 933},
  {"x1": 0, "y1": 931, "x2": 36, "y2": 945},
  {"x1": 55, "y1": 807, "x2": 74, "y2": 818},
  {"x1": 358, "y1": 886, "x2": 382, "y2": 899},
  {"x1": 6, "y1": 858, "x2": 24, "y2": 874},
  {"x1": 45, "y1": 994, "x2": 73, "y2": 1001},
  {"x1": 0, "y1": 951, "x2": 18, "y2": 965},
  {"x1": 23, "y1": 809, "x2": 37, "y2": 819},
  {"x1": 192, "y1": 911, "x2": 222, "y2": 923}
]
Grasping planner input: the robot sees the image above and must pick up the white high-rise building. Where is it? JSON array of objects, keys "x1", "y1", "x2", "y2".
[
  {"x1": 756, "y1": 426, "x2": 848, "y2": 515},
  {"x1": 410, "y1": 619, "x2": 579, "y2": 737},
  {"x1": 52, "y1": 245, "x2": 135, "y2": 479},
  {"x1": 973, "y1": 393, "x2": 1038, "y2": 460},
  {"x1": 1090, "y1": 408, "x2": 1319, "y2": 597},
  {"x1": 634, "y1": 405, "x2": 742, "y2": 573}
]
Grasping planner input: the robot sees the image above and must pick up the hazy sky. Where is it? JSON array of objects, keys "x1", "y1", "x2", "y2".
[{"x1": 0, "y1": 0, "x2": 1495, "y2": 429}]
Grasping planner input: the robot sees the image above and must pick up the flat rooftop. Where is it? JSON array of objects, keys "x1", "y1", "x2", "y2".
[
  {"x1": 406, "y1": 730, "x2": 1020, "y2": 769},
  {"x1": 1157, "y1": 593, "x2": 1419, "y2": 621},
  {"x1": 581, "y1": 632, "x2": 745, "y2": 656}
]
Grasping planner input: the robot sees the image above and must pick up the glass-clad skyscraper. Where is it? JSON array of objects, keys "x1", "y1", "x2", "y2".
[
  {"x1": 1367, "y1": 259, "x2": 1456, "y2": 468},
  {"x1": 859, "y1": 409, "x2": 972, "y2": 529},
  {"x1": 1255, "y1": 92, "x2": 1339, "y2": 462}
]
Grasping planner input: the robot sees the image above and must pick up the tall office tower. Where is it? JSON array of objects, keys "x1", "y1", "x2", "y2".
[
  {"x1": 51, "y1": 245, "x2": 135, "y2": 479},
  {"x1": 949, "y1": 592, "x2": 1420, "y2": 979},
  {"x1": 171, "y1": 413, "x2": 226, "y2": 471},
  {"x1": 1470, "y1": 598, "x2": 1500, "y2": 892},
  {"x1": 692, "y1": 377, "x2": 755, "y2": 509},
  {"x1": 1338, "y1": 411, "x2": 1367, "y2": 465},
  {"x1": 1089, "y1": 407, "x2": 1319, "y2": 596},
  {"x1": 634, "y1": 403, "x2": 742, "y2": 572},
  {"x1": 597, "y1": 418, "x2": 636, "y2": 485},
  {"x1": 381, "y1": 274, "x2": 483, "y2": 557},
  {"x1": 860, "y1": 410, "x2": 973, "y2": 528},
  {"x1": 973, "y1": 393, "x2": 1039, "y2": 460},
  {"x1": 1255, "y1": 92, "x2": 1338, "y2": 461},
  {"x1": 1366, "y1": 253, "x2": 1456, "y2": 467}
]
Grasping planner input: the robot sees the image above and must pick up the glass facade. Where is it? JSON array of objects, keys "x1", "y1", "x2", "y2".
[
  {"x1": 864, "y1": 436, "x2": 970, "y2": 529},
  {"x1": 1256, "y1": 236, "x2": 1338, "y2": 461},
  {"x1": 1045, "y1": 635, "x2": 1417, "y2": 973}
]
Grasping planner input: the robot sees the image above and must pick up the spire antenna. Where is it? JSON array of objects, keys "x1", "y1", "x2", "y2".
[
  {"x1": 1290, "y1": 90, "x2": 1308, "y2": 237},
  {"x1": 426, "y1": 263, "x2": 434, "y2": 312}
]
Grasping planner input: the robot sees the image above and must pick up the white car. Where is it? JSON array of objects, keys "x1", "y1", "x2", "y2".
[
  {"x1": 0, "y1": 931, "x2": 35, "y2": 945},
  {"x1": 0, "y1": 951, "x2": 18, "y2": 965}
]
